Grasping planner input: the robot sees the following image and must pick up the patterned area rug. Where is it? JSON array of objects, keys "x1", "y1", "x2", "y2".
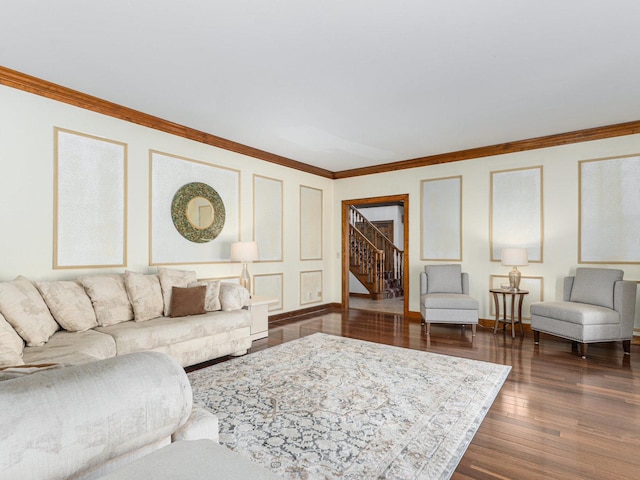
[{"x1": 189, "y1": 334, "x2": 510, "y2": 479}]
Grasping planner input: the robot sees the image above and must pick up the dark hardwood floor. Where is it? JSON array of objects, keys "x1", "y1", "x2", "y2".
[{"x1": 195, "y1": 308, "x2": 640, "y2": 480}]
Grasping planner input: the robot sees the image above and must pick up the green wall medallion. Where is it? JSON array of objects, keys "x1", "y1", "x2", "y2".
[{"x1": 171, "y1": 182, "x2": 225, "y2": 243}]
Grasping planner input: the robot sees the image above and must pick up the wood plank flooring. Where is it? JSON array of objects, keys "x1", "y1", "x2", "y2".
[{"x1": 192, "y1": 308, "x2": 640, "y2": 479}]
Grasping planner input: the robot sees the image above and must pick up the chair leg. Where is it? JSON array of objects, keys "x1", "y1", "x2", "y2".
[
  {"x1": 580, "y1": 343, "x2": 588, "y2": 359},
  {"x1": 426, "y1": 322, "x2": 431, "y2": 335},
  {"x1": 533, "y1": 330, "x2": 540, "y2": 345},
  {"x1": 471, "y1": 324, "x2": 476, "y2": 336},
  {"x1": 623, "y1": 340, "x2": 631, "y2": 355}
]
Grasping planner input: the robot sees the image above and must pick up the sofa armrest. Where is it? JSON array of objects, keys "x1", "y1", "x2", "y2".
[
  {"x1": 563, "y1": 276, "x2": 575, "y2": 302},
  {"x1": 614, "y1": 280, "x2": 637, "y2": 338},
  {"x1": 172, "y1": 406, "x2": 219, "y2": 443},
  {"x1": 420, "y1": 271, "x2": 427, "y2": 295},
  {"x1": 462, "y1": 273, "x2": 469, "y2": 295}
]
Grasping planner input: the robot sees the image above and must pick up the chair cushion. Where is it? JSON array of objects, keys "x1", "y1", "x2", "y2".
[
  {"x1": 569, "y1": 268, "x2": 623, "y2": 309},
  {"x1": 422, "y1": 293, "x2": 478, "y2": 310},
  {"x1": 425, "y1": 264, "x2": 462, "y2": 294},
  {"x1": 530, "y1": 301, "x2": 620, "y2": 326}
]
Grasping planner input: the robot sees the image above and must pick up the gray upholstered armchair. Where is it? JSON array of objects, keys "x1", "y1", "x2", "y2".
[
  {"x1": 419, "y1": 264, "x2": 479, "y2": 338},
  {"x1": 530, "y1": 268, "x2": 637, "y2": 358}
]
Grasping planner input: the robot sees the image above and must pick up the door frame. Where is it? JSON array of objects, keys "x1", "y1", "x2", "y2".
[{"x1": 341, "y1": 194, "x2": 409, "y2": 315}]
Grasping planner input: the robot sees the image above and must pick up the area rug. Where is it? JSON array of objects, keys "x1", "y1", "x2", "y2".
[{"x1": 189, "y1": 334, "x2": 510, "y2": 479}]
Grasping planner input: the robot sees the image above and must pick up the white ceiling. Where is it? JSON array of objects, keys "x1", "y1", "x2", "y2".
[{"x1": 3, "y1": 1, "x2": 640, "y2": 173}]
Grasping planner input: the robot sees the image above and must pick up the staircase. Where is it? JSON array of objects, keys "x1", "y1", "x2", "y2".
[{"x1": 349, "y1": 206, "x2": 404, "y2": 300}]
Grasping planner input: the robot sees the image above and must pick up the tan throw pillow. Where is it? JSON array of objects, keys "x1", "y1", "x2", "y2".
[
  {"x1": 189, "y1": 280, "x2": 221, "y2": 311},
  {"x1": 170, "y1": 286, "x2": 207, "y2": 318},
  {"x1": 219, "y1": 283, "x2": 250, "y2": 312},
  {"x1": 0, "y1": 276, "x2": 60, "y2": 346},
  {"x1": 158, "y1": 268, "x2": 198, "y2": 317},
  {"x1": 35, "y1": 280, "x2": 98, "y2": 332},
  {"x1": 78, "y1": 274, "x2": 134, "y2": 326},
  {"x1": 124, "y1": 271, "x2": 164, "y2": 322}
]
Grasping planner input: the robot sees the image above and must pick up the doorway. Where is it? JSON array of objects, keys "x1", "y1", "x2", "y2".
[{"x1": 341, "y1": 194, "x2": 409, "y2": 316}]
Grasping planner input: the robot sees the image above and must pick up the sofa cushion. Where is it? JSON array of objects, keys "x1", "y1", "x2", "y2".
[
  {"x1": 22, "y1": 329, "x2": 117, "y2": 365},
  {"x1": 0, "y1": 276, "x2": 60, "y2": 346},
  {"x1": 125, "y1": 271, "x2": 164, "y2": 322},
  {"x1": 219, "y1": 283, "x2": 250, "y2": 311},
  {"x1": 96, "y1": 439, "x2": 281, "y2": 480},
  {"x1": 530, "y1": 301, "x2": 620, "y2": 325},
  {"x1": 97, "y1": 310, "x2": 252, "y2": 356},
  {"x1": 425, "y1": 264, "x2": 462, "y2": 294},
  {"x1": 569, "y1": 268, "x2": 623, "y2": 310},
  {"x1": 170, "y1": 286, "x2": 207, "y2": 318},
  {"x1": 0, "y1": 313, "x2": 24, "y2": 356},
  {"x1": 78, "y1": 274, "x2": 134, "y2": 326},
  {"x1": 158, "y1": 268, "x2": 198, "y2": 317},
  {"x1": 422, "y1": 293, "x2": 479, "y2": 310},
  {"x1": 35, "y1": 280, "x2": 98, "y2": 332},
  {"x1": 189, "y1": 280, "x2": 221, "y2": 311},
  {"x1": 0, "y1": 352, "x2": 192, "y2": 480}
]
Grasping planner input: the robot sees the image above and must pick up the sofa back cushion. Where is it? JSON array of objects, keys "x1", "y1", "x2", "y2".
[
  {"x1": 124, "y1": 271, "x2": 164, "y2": 322},
  {"x1": 78, "y1": 274, "x2": 134, "y2": 327},
  {"x1": 158, "y1": 268, "x2": 198, "y2": 317},
  {"x1": 570, "y1": 267, "x2": 623, "y2": 309},
  {"x1": 35, "y1": 280, "x2": 98, "y2": 332},
  {"x1": 189, "y1": 280, "x2": 222, "y2": 311},
  {"x1": 0, "y1": 276, "x2": 60, "y2": 346},
  {"x1": 425, "y1": 264, "x2": 463, "y2": 294}
]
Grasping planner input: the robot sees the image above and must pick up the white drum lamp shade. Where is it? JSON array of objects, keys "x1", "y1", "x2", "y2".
[
  {"x1": 501, "y1": 247, "x2": 528, "y2": 291},
  {"x1": 230, "y1": 241, "x2": 259, "y2": 292}
]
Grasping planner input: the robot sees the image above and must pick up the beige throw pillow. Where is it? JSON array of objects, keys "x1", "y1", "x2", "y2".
[
  {"x1": 35, "y1": 280, "x2": 98, "y2": 332},
  {"x1": 124, "y1": 271, "x2": 164, "y2": 322},
  {"x1": 78, "y1": 274, "x2": 134, "y2": 326},
  {"x1": 0, "y1": 276, "x2": 60, "y2": 346},
  {"x1": 219, "y1": 283, "x2": 250, "y2": 312},
  {"x1": 189, "y1": 280, "x2": 221, "y2": 311},
  {"x1": 0, "y1": 313, "x2": 25, "y2": 366},
  {"x1": 158, "y1": 268, "x2": 198, "y2": 316},
  {"x1": 0, "y1": 344, "x2": 24, "y2": 367}
]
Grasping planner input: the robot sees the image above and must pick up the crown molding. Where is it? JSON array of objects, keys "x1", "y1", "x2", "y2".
[
  {"x1": 333, "y1": 120, "x2": 640, "y2": 178},
  {"x1": 0, "y1": 66, "x2": 334, "y2": 179},
  {"x1": 3, "y1": 65, "x2": 640, "y2": 180}
]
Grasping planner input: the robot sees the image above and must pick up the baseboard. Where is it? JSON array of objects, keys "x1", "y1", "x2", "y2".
[{"x1": 269, "y1": 303, "x2": 342, "y2": 323}]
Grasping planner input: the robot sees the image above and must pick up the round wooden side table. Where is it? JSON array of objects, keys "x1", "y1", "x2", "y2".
[{"x1": 489, "y1": 289, "x2": 529, "y2": 338}]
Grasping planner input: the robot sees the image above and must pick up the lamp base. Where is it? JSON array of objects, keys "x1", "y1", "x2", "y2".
[
  {"x1": 508, "y1": 267, "x2": 521, "y2": 292},
  {"x1": 239, "y1": 263, "x2": 251, "y2": 294}
]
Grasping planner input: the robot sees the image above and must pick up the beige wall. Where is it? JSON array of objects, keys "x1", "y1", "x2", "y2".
[
  {"x1": 2, "y1": 83, "x2": 639, "y2": 333},
  {"x1": 334, "y1": 136, "x2": 640, "y2": 333},
  {"x1": 0, "y1": 85, "x2": 334, "y2": 314}
]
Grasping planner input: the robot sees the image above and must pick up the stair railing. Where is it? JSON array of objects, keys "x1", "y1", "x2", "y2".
[
  {"x1": 349, "y1": 225, "x2": 385, "y2": 294},
  {"x1": 349, "y1": 206, "x2": 404, "y2": 292}
]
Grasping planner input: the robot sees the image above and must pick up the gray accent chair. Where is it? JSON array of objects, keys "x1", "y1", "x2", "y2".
[
  {"x1": 419, "y1": 264, "x2": 479, "y2": 337},
  {"x1": 530, "y1": 268, "x2": 637, "y2": 359}
]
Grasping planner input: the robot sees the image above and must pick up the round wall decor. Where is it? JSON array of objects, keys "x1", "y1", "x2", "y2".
[{"x1": 171, "y1": 182, "x2": 225, "y2": 243}]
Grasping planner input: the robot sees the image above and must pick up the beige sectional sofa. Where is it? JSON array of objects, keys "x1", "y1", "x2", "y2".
[
  {"x1": 0, "y1": 268, "x2": 254, "y2": 368},
  {"x1": 0, "y1": 351, "x2": 279, "y2": 480}
]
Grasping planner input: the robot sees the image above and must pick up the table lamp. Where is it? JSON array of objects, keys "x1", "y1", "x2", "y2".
[
  {"x1": 501, "y1": 247, "x2": 528, "y2": 291},
  {"x1": 230, "y1": 241, "x2": 259, "y2": 293}
]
